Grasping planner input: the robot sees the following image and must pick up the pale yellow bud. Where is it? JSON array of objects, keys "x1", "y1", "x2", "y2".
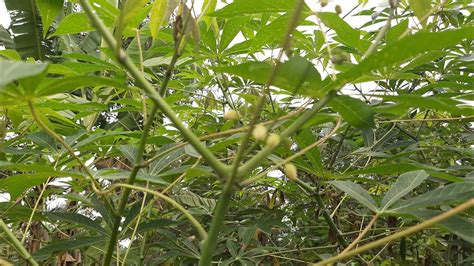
[
  {"x1": 266, "y1": 133, "x2": 281, "y2": 148},
  {"x1": 252, "y1": 124, "x2": 268, "y2": 141},
  {"x1": 223, "y1": 109, "x2": 238, "y2": 120},
  {"x1": 320, "y1": 0, "x2": 328, "y2": 7},
  {"x1": 335, "y1": 5, "x2": 342, "y2": 15},
  {"x1": 284, "y1": 163, "x2": 298, "y2": 181}
]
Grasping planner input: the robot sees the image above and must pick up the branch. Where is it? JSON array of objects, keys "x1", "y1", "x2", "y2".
[
  {"x1": 78, "y1": 0, "x2": 228, "y2": 178},
  {"x1": 312, "y1": 199, "x2": 474, "y2": 265},
  {"x1": 0, "y1": 219, "x2": 39, "y2": 266}
]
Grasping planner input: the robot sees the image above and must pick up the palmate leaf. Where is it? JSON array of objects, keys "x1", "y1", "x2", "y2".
[
  {"x1": 321, "y1": 26, "x2": 474, "y2": 95},
  {"x1": 33, "y1": 236, "x2": 105, "y2": 260},
  {"x1": 209, "y1": 0, "x2": 310, "y2": 17},
  {"x1": 329, "y1": 180, "x2": 378, "y2": 212},
  {"x1": 317, "y1": 12, "x2": 360, "y2": 49},
  {"x1": 329, "y1": 95, "x2": 374, "y2": 129},
  {"x1": 404, "y1": 209, "x2": 474, "y2": 244},
  {"x1": 216, "y1": 56, "x2": 321, "y2": 96},
  {"x1": 0, "y1": 59, "x2": 49, "y2": 88},
  {"x1": 381, "y1": 170, "x2": 429, "y2": 211},
  {"x1": 388, "y1": 182, "x2": 474, "y2": 213},
  {"x1": 44, "y1": 212, "x2": 108, "y2": 235}
]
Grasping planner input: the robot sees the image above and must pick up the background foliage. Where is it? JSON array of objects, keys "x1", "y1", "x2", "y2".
[{"x1": 0, "y1": 0, "x2": 473, "y2": 265}]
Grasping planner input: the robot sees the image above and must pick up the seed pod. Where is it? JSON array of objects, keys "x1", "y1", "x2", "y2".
[
  {"x1": 252, "y1": 124, "x2": 268, "y2": 141},
  {"x1": 266, "y1": 133, "x2": 281, "y2": 148},
  {"x1": 335, "y1": 5, "x2": 342, "y2": 15},
  {"x1": 320, "y1": 0, "x2": 328, "y2": 7},
  {"x1": 223, "y1": 109, "x2": 239, "y2": 120},
  {"x1": 284, "y1": 163, "x2": 298, "y2": 181}
]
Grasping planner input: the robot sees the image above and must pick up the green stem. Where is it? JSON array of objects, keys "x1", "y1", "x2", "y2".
[
  {"x1": 362, "y1": 8, "x2": 394, "y2": 60},
  {"x1": 313, "y1": 193, "x2": 348, "y2": 248},
  {"x1": 200, "y1": 2, "x2": 307, "y2": 264},
  {"x1": 0, "y1": 219, "x2": 39, "y2": 266},
  {"x1": 198, "y1": 179, "x2": 234, "y2": 266},
  {"x1": 237, "y1": 92, "x2": 335, "y2": 178},
  {"x1": 103, "y1": 105, "x2": 158, "y2": 265},
  {"x1": 292, "y1": 178, "x2": 348, "y2": 248},
  {"x1": 78, "y1": 0, "x2": 228, "y2": 178}
]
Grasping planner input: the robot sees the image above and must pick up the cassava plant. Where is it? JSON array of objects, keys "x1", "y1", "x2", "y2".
[{"x1": 0, "y1": 0, "x2": 473, "y2": 265}]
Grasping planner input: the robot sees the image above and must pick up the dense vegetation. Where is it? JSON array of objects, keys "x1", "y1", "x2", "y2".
[{"x1": 0, "y1": 0, "x2": 473, "y2": 265}]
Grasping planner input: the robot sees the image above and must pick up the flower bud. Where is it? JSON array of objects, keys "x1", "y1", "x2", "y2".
[
  {"x1": 320, "y1": 0, "x2": 328, "y2": 7},
  {"x1": 223, "y1": 109, "x2": 238, "y2": 120},
  {"x1": 252, "y1": 124, "x2": 268, "y2": 141},
  {"x1": 266, "y1": 133, "x2": 281, "y2": 148},
  {"x1": 284, "y1": 163, "x2": 298, "y2": 181},
  {"x1": 335, "y1": 5, "x2": 342, "y2": 15}
]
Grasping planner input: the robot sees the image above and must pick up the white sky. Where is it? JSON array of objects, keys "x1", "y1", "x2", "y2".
[{"x1": 0, "y1": 0, "x2": 390, "y2": 28}]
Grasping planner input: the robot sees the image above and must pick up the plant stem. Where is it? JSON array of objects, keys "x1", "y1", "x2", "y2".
[
  {"x1": 78, "y1": 0, "x2": 228, "y2": 178},
  {"x1": 237, "y1": 92, "x2": 335, "y2": 178},
  {"x1": 103, "y1": 105, "x2": 158, "y2": 265},
  {"x1": 198, "y1": 179, "x2": 234, "y2": 266},
  {"x1": 0, "y1": 219, "x2": 39, "y2": 266},
  {"x1": 313, "y1": 192, "x2": 348, "y2": 248},
  {"x1": 99, "y1": 183, "x2": 208, "y2": 240},
  {"x1": 312, "y1": 199, "x2": 474, "y2": 265},
  {"x1": 340, "y1": 213, "x2": 380, "y2": 255},
  {"x1": 240, "y1": 118, "x2": 341, "y2": 187}
]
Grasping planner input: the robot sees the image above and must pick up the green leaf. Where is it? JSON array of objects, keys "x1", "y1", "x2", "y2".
[
  {"x1": 150, "y1": 0, "x2": 179, "y2": 39},
  {"x1": 294, "y1": 129, "x2": 324, "y2": 174},
  {"x1": 323, "y1": 26, "x2": 474, "y2": 94},
  {"x1": 386, "y1": 19, "x2": 408, "y2": 44},
  {"x1": 114, "y1": 0, "x2": 148, "y2": 38},
  {"x1": 95, "y1": 169, "x2": 170, "y2": 186},
  {"x1": 118, "y1": 145, "x2": 139, "y2": 164},
  {"x1": 36, "y1": 0, "x2": 64, "y2": 38},
  {"x1": 209, "y1": 0, "x2": 309, "y2": 17},
  {"x1": 52, "y1": 13, "x2": 94, "y2": 36},
  {"x1": 379, "y1": 95, "x2": 474, "y2": 116},
  {"x1": 0, "y1": 173, "x2": 49, "y2": 199},
  {"x1": 329, "y1": 180, "x2": 378, "y2": 212},
  {"x1": 408, "y1": 0, "x2": 432, "y2": 26},
  {"x1": 329, "y1": 95, "x2": 374, "y2": 128},
  {"x1": 389, "y1": 182, "x2": 474, "y2": 212},
  {"x1": 404, "y1": 209, "x2": 474, "y2": 244},
  {"x1": 35, "y1": 76, "x2": 126, "y2": 97},
  {"x1": 217, "y1": 56, "x2": 321, "y2": 95},
  {"x1": 0, "y1": 49, "x2": 22, "y2": 60},
  {"x1": 45, "y1": 212, "x2": 108, "y2": 235},
  {"x1": 380, "y1": 170, "x2": 429, "y2": 212},
  {"x1": 175, "y1": 190, "x2": 216, "y2": 214},
  {"x1": 33, "y1": 236, "x2": 105, "y2": 260},
  {"x1": 318, "y1": 12, "x2": 360, "y2": 49},
  {"x1": 0, "y1": 59, "x2": 49, "y2": 88},
  {"x1": 220, "y1": 17, "x2": 249, "y2": 50},
  {"x1": 201, "y1": 0, "x2": 218, "y2": 26}
]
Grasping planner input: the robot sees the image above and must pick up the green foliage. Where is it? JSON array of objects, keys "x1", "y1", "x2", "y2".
[{"x1": 0, "y1": 0, "x2": 473, "y2": 265}]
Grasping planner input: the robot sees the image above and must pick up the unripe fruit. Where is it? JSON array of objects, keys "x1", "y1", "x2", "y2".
[
  {"x1": 320, "y1": 0, "x2": 328, "y2": 7},
  {"x1": 284, "y1": 163, "x2": 298, "y2": 181},
  {"x1": 223, "y1": 109, "x2": 238, "y2": 120},
  {"x1": 252, "y1": 124, "x2": 268, "y2": 141},
  {"x1": 266, "y1": 133, "x2": 281, "y2": 148},
  {"x1": 335, "y1": 5, "x2": 342, "y2": 15}
]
